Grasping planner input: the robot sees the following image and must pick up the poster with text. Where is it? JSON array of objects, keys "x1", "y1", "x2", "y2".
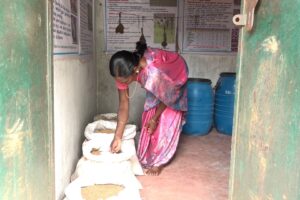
[
  {"x1": 182, "y1": 0, "x2": 240, "y2": 53},
  {"x1": 53, "y1": 0, "x2": 79, "y2": 55},
  {"x1": 79, "y1": 0, "x2": 93, "y2": 55},
  {"x1": 105, "y1": 0, "x2": 178, "y2": 52}
]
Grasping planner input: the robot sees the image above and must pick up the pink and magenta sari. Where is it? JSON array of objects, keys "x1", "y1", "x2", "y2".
[{"x1": 136, "y1": 48, "x2": 188, "y2": 168}]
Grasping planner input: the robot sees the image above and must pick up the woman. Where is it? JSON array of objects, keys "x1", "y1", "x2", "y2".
[{"x1": 109, "y1": 41, "x2": 188, "y2": 176}]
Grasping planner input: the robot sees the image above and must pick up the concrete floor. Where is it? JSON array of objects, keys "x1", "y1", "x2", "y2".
[{"x1": 138, "y1": 129, "x2": 232, "y2": 200}]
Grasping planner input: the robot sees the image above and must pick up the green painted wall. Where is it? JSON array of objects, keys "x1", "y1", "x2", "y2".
[
  {"x1": 230, "y1": 0, "x2": 300, "y2": 199},
  {"x1": 0, "y1": 0, "x2": 54, "y2": 199}
]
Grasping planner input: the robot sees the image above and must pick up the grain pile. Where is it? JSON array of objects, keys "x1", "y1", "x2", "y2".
[
  {"x1": 94, "y1": 128, "x2": 115, "y2": 134},
  {"x1": 94, "y1": 113, "x2": 118, "y2": 122},
  {"x1": 81, "y1": 184, "x2": 124, "y2": 200},
  {"x1": 91, "y1": 148, "x2": 101, "y2": 155}
]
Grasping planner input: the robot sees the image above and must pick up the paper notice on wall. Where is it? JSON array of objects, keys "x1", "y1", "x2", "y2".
[
  {"x1": 53, "y1": 0, "x2": 79, "y2": 55},
  {"x1": 79, "y1": 0, "x2": 93, "y2": 55},
  {"x1": 105, "y1": 0, "x2": 178, "y2": 52},
  {"x1": 182, "y1": 0, "x2": 238, "y2": 53}
]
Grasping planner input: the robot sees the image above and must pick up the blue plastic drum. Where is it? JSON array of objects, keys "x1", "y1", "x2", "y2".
[
  {"x1": 183, "y1": 78, "x2": 214, "y2": 136},
  {"x1": 214, "y1": 73, "x2": 236, "y2": 135}
]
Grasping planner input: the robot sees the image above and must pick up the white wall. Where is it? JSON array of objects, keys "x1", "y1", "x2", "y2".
[
  {"x1": 182, "y1": 53, "x2": 237, "y2": 86},
  {"x1": 95, "y1": 0, "x2": 237, "y2": 129},
  {"x1": 54, "y1": 56, "x2": 97, "y2": 200}
]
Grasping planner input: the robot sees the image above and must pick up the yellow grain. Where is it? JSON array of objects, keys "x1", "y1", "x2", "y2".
[
  {"x1": 94, "y1": 129, "x2": 115, "y2": 134},
  {"x1": 91, "y1": 148, "x2": 101, "y2": 155},
  {"x1": 81, "y1": 184, "x2": 124, "y2": 200}
]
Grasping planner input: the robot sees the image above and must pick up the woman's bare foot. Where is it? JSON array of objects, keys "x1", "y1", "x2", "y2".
[
  {"x1": 145, "y1": 166, "x2": 163, "y2": 176},
  {"x1": 143, "y1": 168, "x2": 149, "y2": 174}
]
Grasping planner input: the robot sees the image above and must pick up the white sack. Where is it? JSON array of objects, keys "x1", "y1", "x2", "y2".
[
  {"x1": 94, "y1": 113, "x2": 118, "y2": 122},
  {"x1": 70, "y1": 158, "x2": 142, "y2": 189},
  {"x1": 65, "y1": 159, "x2": 142, "y2": 200},
  {"x1": 81, "y1": 139, "x2": 143, "y2": 175},
  {"x1": 84, "y1": 120, "x2": 136, "y2": 141},
  {"x1": 82, "y1": 139, "x2": 135, "y2": 162},
  {"x1": 65, "y1": 178, "x2": 141, "y2": 200},
  {"x1": 83, "y1": 119, "x2": 144, "y2": 175}
]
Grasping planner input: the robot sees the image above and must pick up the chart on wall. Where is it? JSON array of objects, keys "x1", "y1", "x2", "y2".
[
  {"x1": 53, "y1": 0, "x2": 79, "y2": 55},
  {"x1": 105, "y1": 0, "x2": 178, "y2": 52},
  {"x1": 181, "y1": 0, "x2": 240, "y2": 53},
  {"x1": 79, "y1": 0, "x2": 93, "y2": 55},
  {"x1": 53, "y1": 0, "x2": 94, "y2": 56}
]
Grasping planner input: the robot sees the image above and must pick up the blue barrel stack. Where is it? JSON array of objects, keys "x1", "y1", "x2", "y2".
[
  {"x1": 214, "y1": 73, "x2": 236, "y2": 135},
  {"x1": 183, "y1": 78, "x2": 214, "y2": 136}
]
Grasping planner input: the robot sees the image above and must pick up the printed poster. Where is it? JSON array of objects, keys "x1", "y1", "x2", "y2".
[
  {"x1": 53, "y1": 0, "x2": 79, "y2": 55},
  {"x1": 182, "y1": 0, "x2": 240, "y2": 53},
  {"x1": 79, "y1": 0, "x2": 94, "y2": 55},
  {"x1": 105, "y1": 0, "x2": 178, "y2": 52}
]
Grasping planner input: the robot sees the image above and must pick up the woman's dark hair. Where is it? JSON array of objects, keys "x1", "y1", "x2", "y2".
[{"x1": 109, "y1": 41, "x2": 147, "y2": 77}]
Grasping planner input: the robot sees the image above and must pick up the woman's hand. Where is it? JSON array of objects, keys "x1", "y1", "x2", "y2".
[
  {"x1": 145, "y1": 102, "x2": 165, "y2": 135},
  {"x1": 145, "y1": 118, "x2": 158, "y2": 135},
  {"x1": 110, "y1": 89, "x2": 128, "y2": 153},
  {"x1": 110, "y1": 137, "x2": 122, "y2": 153}
]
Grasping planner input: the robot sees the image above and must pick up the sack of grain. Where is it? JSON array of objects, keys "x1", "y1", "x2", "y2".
[
  {"x1": 84, "y1": 120, "x2": 136, "y2": 141},
  {"x1": 82, "y1": 139, "x2": 135, "y2": 162},
  {"x1": 83, "y1": 119, "x2": 143, "y2": 174},
  {"x1": 65, "y1": 178, "x2": 141, "y2": 200},
  {"x1": 65, "y1": 158, "x2": 142, "y2": 200},
  {"x1": 94, "y1": 113, "x2": 118, "y2": 122},
  {"x1": 81, "y1": 137, "x2": 143, "y2": 175},
  {"x1": 69, "y1": 157, "x2": 142, "y2": 189},
  {"x1": 65, "y1": 118, "x2": 144, "y2": 200}
]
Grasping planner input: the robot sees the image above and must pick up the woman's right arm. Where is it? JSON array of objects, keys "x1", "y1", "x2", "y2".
[{"x1": 110, "y1": 89, "x2": 129, "y2": 153}]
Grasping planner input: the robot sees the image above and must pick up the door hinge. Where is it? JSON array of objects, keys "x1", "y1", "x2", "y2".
[{"x1": 232, "y1": 0, "x2": 259, "y2": 31}]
